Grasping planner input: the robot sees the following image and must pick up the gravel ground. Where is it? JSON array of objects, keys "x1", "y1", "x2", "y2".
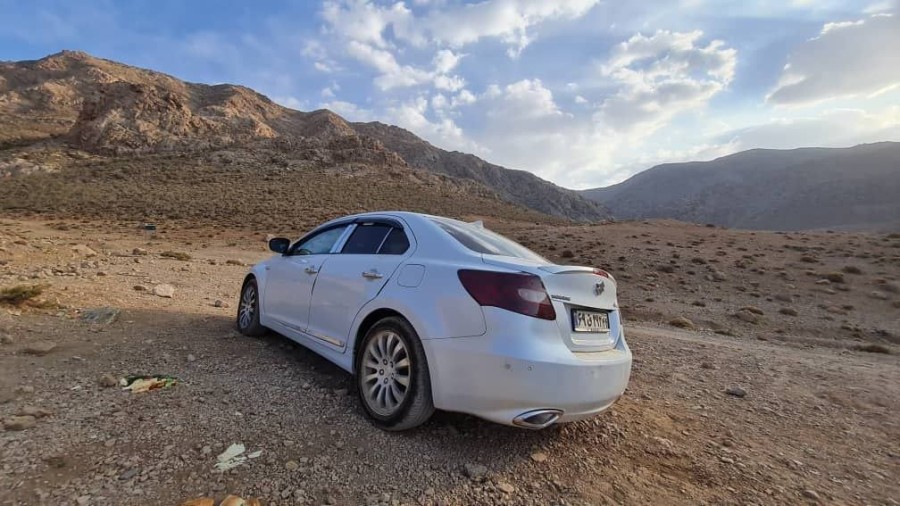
[{"x1": 1, "y1": 218, "x2": 899, "y2": 505}]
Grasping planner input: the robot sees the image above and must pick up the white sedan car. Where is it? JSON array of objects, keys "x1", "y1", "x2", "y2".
[{"x1": 237, "y1": 212, "x2": 631, "y2": 431}]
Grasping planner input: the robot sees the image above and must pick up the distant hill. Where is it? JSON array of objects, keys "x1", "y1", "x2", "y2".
[
  {"x1": 350, "y1": 122, "x2": 609, "y2": 222},
  {"x1": 0, "y1": 50, "x2": 608, "y2": 222},
  {"x1": 582, "y1": 143, "x2": 900, "y2": 231}
]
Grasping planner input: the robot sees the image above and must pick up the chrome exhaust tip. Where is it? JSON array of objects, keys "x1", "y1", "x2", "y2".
[{"x1": 512, "y1": 409, "x2": 563, "y2": 430}]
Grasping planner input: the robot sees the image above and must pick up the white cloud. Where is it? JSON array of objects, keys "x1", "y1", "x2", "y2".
[
  {"x1": 384, "y1": 96, "x2": 484, "y2": 153},
  {"x1": 411, "y1": 0, "x2": 602, "y2": 57},
  {"x1": 303, "y1": 40, "x2": 340, "y2": 73},
  {"x1": 431, "y1": 93, "x2": 449, "y2": 110},
  {"x1": 719, "y1": 106, "x2": 900, "y2": 149},
  {"x1": 451, "y1": 89, "x2": 477, "y2": 107},
  {"x1": 345, "y1": 41, "x2": 433, "y2": 90},
  {"x1": 596, "y1": 30, "x2": 736, "y2": 134},
  {"x1": 273, "y1": 96, "x2": 308, "y2": 110},
  {"x1": 768, "y1": 13, "x2": 900, "y2": 105},
  {"x1": 320, "y1": 0, "x2": 412, "y2": 48},
  {"x1": 433, "y1": 49, "x2": 463, "y2": 73},
  {"x1": 476, "y1": 79, "x2": 604, "y2": 182},
  {"x1": 321, "y1": 100, "x2": 377, "y2": 122},
  {"x1": 304, "y1": 0, "x2": 896, "y2": 189},
  {"x1": 320, "y1": 0, "x2": 600, "y2": 58},
  {"x1": 433, "y1": 74, "x2": 466, "y2": 91}
]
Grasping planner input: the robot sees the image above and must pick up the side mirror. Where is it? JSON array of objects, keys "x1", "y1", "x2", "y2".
[{"x1": 268, "y1": 237, "x2": 290, "y2": 254}]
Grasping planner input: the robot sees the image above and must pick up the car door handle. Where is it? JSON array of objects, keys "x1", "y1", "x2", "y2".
[
  {"x1": 305, "y1": 266, "x2": 319, "y2": 275},
  {"x1": 361, "y1": 270, "x2": 383, "y2": 279}
]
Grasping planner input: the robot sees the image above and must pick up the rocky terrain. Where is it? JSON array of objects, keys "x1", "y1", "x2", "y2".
[
  {"x1": 0, "y1": 50, "x2": 607, "y2": 222},
  {"x1": 582, "y1": 143, "x2": 900, "y2": 231},
  {"x1": 350, "y1": 122, "x2": 608, "y2": 222},
  {"x1": 0, "y1": 217, "x2": 898, "y2": 505},
  {"x1": 0, "y1": 145, "x2": 554, "y2": 233},
  {"x1": 1, "y1": 49, "x2": 898, "y2": 506}
]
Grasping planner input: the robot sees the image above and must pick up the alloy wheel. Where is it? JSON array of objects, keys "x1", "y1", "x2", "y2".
[
  {"x1": 361, "y1": 330, "x2": 411, "y2": 416},
  {"x1": 238, "y1": 284, "x2": 256, "y2": 330}
]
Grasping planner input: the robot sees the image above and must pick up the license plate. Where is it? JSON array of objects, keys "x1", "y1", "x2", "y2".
[{"x1": 572, "y1": 310, "x2": 610, "y2": 333}]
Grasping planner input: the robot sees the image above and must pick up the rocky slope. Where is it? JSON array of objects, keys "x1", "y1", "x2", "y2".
[
  {"x1": 582, "y1": 143, "x2": 900, "y2": 231},
  {"x1": 0, "y1": 50, "x2": 607, "y2": 221},
  {"x1": 351, "y1": 122, "x2": 609, "y2": 221}
]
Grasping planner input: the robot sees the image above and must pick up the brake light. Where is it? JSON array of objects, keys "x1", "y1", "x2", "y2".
[
  {"x1": 593, "y1": 268, "x2": 615, "y2": 282},
  {"x1": 457, "y1": 269, "x2": 556, "y2": 320}
]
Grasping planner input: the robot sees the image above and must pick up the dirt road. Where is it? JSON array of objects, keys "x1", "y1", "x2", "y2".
[{"x1": 1, "y1": 219, "x2": 898, "y2": 505}]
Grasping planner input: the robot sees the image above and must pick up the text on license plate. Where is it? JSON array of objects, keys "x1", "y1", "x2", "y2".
[{"x1": 572, "y1": 310, "x2": 610, "y2": 332}]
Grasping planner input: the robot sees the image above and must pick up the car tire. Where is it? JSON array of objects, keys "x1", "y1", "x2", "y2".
[
  {"x1": 356, "y1": 316, "x2": 434, "y2": 431},
  {"x1": 236, "y1": 277, "x2": 266, "y2": 337}
]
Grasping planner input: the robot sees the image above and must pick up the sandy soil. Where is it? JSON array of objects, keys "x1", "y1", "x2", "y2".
[{"x1": 1, "y1": 218, "x2": 898, "y2": 506}]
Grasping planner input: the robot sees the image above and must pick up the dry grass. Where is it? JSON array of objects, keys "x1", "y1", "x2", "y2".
[
  {"x1": 854, "y1": 344, "x2": 892, "y2": 354},
  {"x1": 0, "y1": 284, "x2": 48, "y2": 306},
  {"x1": 0, "y1": 148, "x2": 554, "y2": 232},
  {"x1": 160, "y1": 250, "x2": 192, "y2": 261}
]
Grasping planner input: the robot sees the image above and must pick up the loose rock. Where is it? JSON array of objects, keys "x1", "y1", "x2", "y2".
[
  {"x1": 464, "y1": 463, "x2": 488, "y2": 480},
  {"x1": 725, "y1": 386, "x2": 747, "y2": 398},
  {"x1": 530, "y1": 452, "x2": 548, "y2": 463},
  {"x1": 71, "y1": 244, "x2": 97, "y2": 257},
  {"x1": 99, "y1": 374, "x2": 119, "y2": 388},
  {"x1": 496, "y1": 482, "x2": 516, "y2": 494},
  {"x1": 153, "y1": 284, "x2": 175, "y2": 298},
  {"x1": 735, "y1": 310, "x2": 760, "y2": 324},
  {"x1": 23, "y1": 341, "x2": 57, "y2": 356}
]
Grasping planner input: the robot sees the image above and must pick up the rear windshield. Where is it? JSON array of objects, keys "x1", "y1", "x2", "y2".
[{"x1": 431, "y1": 217, "x2": 547, "y2": 262}]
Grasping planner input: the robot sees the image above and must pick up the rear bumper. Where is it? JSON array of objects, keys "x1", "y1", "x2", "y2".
[{"x1": 422, "y1": 308, "x2": 632, "y2": 427}]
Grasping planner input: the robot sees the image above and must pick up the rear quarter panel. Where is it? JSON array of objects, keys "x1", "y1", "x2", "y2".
[{"x1": 351, "y1": 259, "x2": 487, "y2": 344}]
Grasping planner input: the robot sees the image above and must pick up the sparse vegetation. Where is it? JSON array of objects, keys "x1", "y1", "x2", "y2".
[
  {"x1": 0, "y1": 284, "x2": 48, "y2": 305},
  {"x1": 854, "y1": 343, "x2": 892, "y2": 354},
  {"x1": 160, "y1": 250, "x2": 192, "y2": 261}
]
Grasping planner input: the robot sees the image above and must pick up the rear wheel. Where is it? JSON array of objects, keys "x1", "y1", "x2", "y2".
[
  {"x1": 356, "y1": 317, "x2": 434, "y2": 431},
  {"x1": 236, "y1": 278, "x2": 266, "y2": 337}
]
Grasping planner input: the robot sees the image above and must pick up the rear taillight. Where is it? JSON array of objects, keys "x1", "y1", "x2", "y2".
[
  {"x1": 593, "y1": 268, "x2": 615, "y2": 282},
  {"x1": 457, "y1": 269, "x2": 556, "y2": 320}
]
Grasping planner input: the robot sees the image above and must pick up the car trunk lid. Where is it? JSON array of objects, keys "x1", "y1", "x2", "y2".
[{"x1": 482, "y1": 255, "x2": 620, "y2": 352}]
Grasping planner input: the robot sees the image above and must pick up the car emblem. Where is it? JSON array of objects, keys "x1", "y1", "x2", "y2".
[{"x1": 594, "y1": 281, "x2": 605, "y2": 296}]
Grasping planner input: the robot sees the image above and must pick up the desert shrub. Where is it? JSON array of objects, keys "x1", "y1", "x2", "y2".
[
  {"x1": 0, "y1": 284, "x2": 48, "y2": 305},
  {"x1": 160, "y1": 250, "x2": 192, "y2": 261},
  {"x1": 854, "y1": 344, "x2": 891, "y2": 354}
]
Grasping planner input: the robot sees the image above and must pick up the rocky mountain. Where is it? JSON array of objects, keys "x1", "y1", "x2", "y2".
[
  {"x1": 582, "y1": 143, "x2": 900, "y2": 231},
  {"x1": 350, "y1": 122, "x2": 609, "y2": 221},
  {"x1": 0, "y1": 50, "x2": 607, "y2": 221}
]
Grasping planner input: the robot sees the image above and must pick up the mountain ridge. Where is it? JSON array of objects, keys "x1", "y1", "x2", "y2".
[
  {"x1": 0, "y1": 50, "x2": 609, "y2": 221},
  {"x1": 582, "y1": 142, "x2": 900, "y2": 231}
]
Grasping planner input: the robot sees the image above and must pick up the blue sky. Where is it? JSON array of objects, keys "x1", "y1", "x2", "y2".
[{"x1": 2, "y1": 0, "x2": 899, "y2": 188}]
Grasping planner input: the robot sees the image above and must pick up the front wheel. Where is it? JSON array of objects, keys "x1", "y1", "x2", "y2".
[
  {"x1": 236, "y1": 278, "x2": 266, "y2": 337},
  {"x1": 356, "y1": 317, "x2": 434, "y2": 431}
]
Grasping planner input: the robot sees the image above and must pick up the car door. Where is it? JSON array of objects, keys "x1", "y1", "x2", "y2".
[
  {"x1": 306, "y1": 220, "x2": 413, "y2": 350},
  {"x1": 263, "y1": 224, "x2": 350, "y2": 334}
]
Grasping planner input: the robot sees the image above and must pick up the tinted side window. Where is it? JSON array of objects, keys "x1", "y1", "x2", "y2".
[
  {"x1": 291, "y1": 225, "x2": 348, "y2": 255},
  {"x1": 342, "y1": 224, "x2": 392, "y2": 254},
  {"x1": 378, "y1": 228, "x2": 410, "y2": 255}
]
